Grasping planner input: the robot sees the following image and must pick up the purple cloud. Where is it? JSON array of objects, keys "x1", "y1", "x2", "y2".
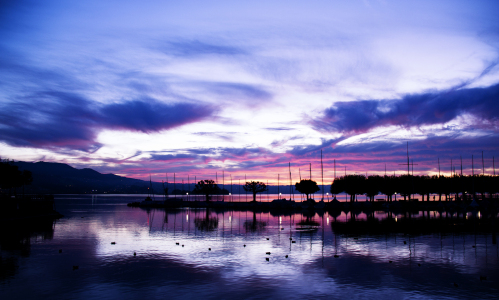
[
  {"x1": 0, "y1": 92, "x2": 216, "y2": 150},
  {"x1": 101, "y1": 100, "x2": 214, "y2": 132},
  {"x1": 314, "y1": 83, "x2": 499, "y2": 133}
]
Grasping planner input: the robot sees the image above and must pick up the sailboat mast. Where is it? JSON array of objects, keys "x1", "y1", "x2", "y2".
[
  {"x1": 438, "y1": 158, "x2": 440, "y2": 176},
  {"x1": 277, "y1": 174, "x2": 280, "y2": 199},
  {"x1": 460, "y1": 156, "x2": 463, "y2": 176},
  {"x1": 321, "y1": 149, "x2": 324, "y2": 200},
  {"x1": 407, "y1": 142, "x2": 410, "y2": 176},
  {"x1": 482, "y1": 151, "x2": 485, "y2": 175}
]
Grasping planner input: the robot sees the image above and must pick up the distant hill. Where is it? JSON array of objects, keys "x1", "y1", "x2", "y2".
[
  {"x1": 13, "y1": 161, "x2": 163, "y2": 194},
  {"x1": 11, "y1": 161, "x2": 328, "y2": 196}
]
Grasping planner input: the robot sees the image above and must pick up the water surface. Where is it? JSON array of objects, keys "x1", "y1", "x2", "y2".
[{"x1": 1, "y1": 195, "x2": 498, "y2": 299}]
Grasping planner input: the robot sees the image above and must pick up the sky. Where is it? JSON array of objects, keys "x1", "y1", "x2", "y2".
[{"x1": 1, "y1": 0, "x2": 499, "y2": 183}]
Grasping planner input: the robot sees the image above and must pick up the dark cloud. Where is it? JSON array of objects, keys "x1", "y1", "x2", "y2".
[
  {"x1": 0, "y1": 92, "x2": 98, "y2": 150},
  {"x1": 162, "y1": 40, "x2": 247, "y2": 57},
  {"x1": 0, "y1": 92, "x2": 216, "y2": 151},
  {"x1": 314, "y1": 83, "x2": 499, "y2": 133},
  {"x1": 101, "y1": 100, "x2": 213, "y2": 132}
]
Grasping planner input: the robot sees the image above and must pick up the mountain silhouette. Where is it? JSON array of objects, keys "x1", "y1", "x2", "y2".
[{"x1": 13, "y1": 161, "x2": 162, "y2": 194}]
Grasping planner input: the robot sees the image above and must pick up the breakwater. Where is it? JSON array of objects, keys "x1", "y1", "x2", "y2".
[{"x1": 128, "y1": 197, "x2": 499, "y2": 212}]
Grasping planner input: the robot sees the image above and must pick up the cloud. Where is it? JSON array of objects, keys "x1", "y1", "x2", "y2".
[
  {"x1": 0, "y1": 92, "x2": 216, "y2": 151},
  {"x1": 149, "y1": 153, "x2": 198, "y2": 162},
  {"x1": 0, "y1": 91, "x2": 98, "y2": 150},
  {"x1": 101, "y1": 100, "x2": 214, "y2": 132},
  {"x1": 314, "y1": 83, "x2": 499, "y2": 133},
  {"x1": 161, "y1": 40, "x2": 247, "y2": 57},
  {"x1": 265, "y1": 127, "x2": 294, "y2": 131},
  {"x1": 200, "y1": 81, "x2": 273, "y2": 105}
]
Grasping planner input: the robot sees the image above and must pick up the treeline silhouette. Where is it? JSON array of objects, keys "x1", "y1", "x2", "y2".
[
  {"x1": 0, "y1": 160, "x2": 33, "y2": 197},
  {"x1": 330, "y1": 174, "x2": 499, "y2": 202}
]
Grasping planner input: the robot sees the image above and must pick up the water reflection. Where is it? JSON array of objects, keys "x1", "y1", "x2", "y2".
[
  {"x1": 1, "y1": 195, "x2": 498, "y2": 299},
  {"x1": 244, "y1": 211, "x2": 267, "y2": 232},
  {"x1": 0, "y1": 218, "x2": 56, "y2": 281},
  {"x1": 194, "y1": 209, "x2": 219, "y2": 231}
]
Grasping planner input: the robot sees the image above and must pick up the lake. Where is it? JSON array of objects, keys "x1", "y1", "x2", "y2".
[{"x1": 1, "y1": 194, "x2": 498, "y2": 299}]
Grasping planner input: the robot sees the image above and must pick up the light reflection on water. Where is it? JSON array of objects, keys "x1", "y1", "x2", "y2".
[{"x1": 1, "y1": 195, "x2": 498, "y2": 299}]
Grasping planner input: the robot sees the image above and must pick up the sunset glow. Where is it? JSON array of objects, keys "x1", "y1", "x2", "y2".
[{"x1": 1, "y1": 0, "x2": 498, "y2": 182}]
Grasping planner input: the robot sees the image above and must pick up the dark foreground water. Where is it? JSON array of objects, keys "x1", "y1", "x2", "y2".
[{"x1": 1, "y1": 195, "x2": 498, "y2": 299}]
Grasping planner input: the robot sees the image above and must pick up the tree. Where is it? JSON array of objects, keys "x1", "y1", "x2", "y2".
[
  {"x1": 414, "y1": 175, "x2": 430, "y2": 201},
  {"x1": 295, "y1": 179, "x2": 320, "y2": 200},
  {"x1": 365, "y1": 175, "x2": 381, "y2": 202},
  {"x1": 343, "y1": 175, "x2": 366, "y2": 202},
  {"x1": 193, "y1": 180, "x2": 219, "y2": 202},
  {"x1": 330, "y1": 178, "x2": 344, "y2": 198},
  {"x1": 379, "y1": 175, "x2": 396, "y2": 202},
  {"x1": 0, "y1": 160, "x2": 29, "y2": 197},
  {"x1": 243, "y1": 181, "x2": 267, "y2": 202},
  {"x1": 397, "y1": 175, "x2": 413, "y2": 200},
  {"x1": 21, "y1": 170, "x2": 33, "y2": 197}
]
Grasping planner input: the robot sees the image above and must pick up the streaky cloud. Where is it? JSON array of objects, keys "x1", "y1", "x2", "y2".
[
  {"x1": 314, "y1": 83, "x2": 499, "y2": 133},
  {"x1": 0, "y1": 91, "x2": 98, "y2": 150},
  {"x1": 0, "y1": 92, "x2": 216, "y2": 151},
  {"x1": 149, "y1": 153, "x2": 198, "y2": 161},
  {"x1": 202, "y1": 81, "x2": 273, "y2": 103},
  {"x1": 101, "y1": 99, "x2": 214, "y2": 133},
  {"x1": 161, "y1": 40, "x2": 247, "y2": 57}
]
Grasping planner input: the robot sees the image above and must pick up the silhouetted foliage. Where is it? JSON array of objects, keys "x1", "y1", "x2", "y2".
[
  {"x1": 378, "y1": 176, "x2": 396, "y2": 201},
  {"x1": 330, "y1": 173, "x2": 499, "y2": 202},
  {"x1": 0, "y1": 160, "x2": 33, "y2": 197},
  {"x1": 365, "y1": 175, "x2": 382, "y2": 202},
  {"x1": 342, "y1": 175, "x2": 366, "y2": 202},
  {"x1": 243, "y1": 181, "x2": 267, "y2": 202},
  {"x1": 192, "y1": 179, "x2": 219, "y2": 202},
  {"x1": 295, "y1": 179, "x2": 320, "y2": 200}
]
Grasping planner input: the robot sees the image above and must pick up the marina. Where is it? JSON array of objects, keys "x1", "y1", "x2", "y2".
[{"x1": 1, "y1": 194, "x2": 498, "y2": 299}]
